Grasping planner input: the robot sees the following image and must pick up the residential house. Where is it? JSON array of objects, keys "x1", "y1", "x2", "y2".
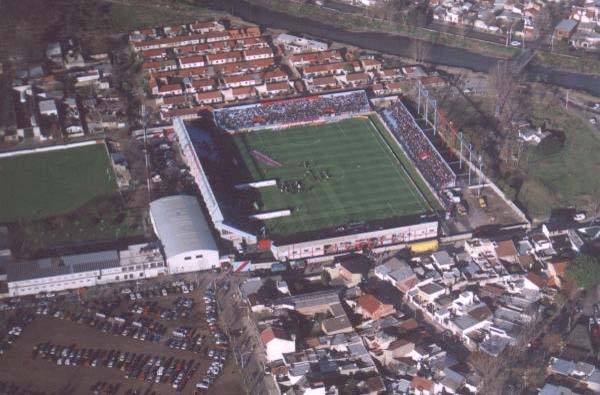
[
  {"x1": 555, "y1": 19, "x2": 578, "y2": 39},
  {"x1": 261, "y1": 327, "x2": 296, "y2": 362},
  {"x1": 356, "y1": 294, "x2": 395, "y2": 321},
  {"x1": 495, "y1": 240, "x2": 519, "y2": 264}
]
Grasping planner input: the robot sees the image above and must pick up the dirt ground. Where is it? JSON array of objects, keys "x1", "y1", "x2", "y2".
[
  {"x1": 0, "y1": 278, "x2": 245, "y2": 395},
  {"x1": 449, "y1": 184, "x2": 527, "y2": 233}
]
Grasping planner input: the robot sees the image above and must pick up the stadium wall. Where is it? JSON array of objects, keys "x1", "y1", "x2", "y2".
[
  {"x1": 234, "y1": 179, "x2": 277, "y2": 190},
  {"x1": 0, "y1": 139, "x2": 101, "y2": 158},
  {"x1": 174, "y1": 117, "x2": 224, "y2": 226},
  {"x1": 271, "y1": 220, "x2": 438, "y2": 261},
  {"x1": 173, "y1": 117, "x2": 258, "y2": 247}
]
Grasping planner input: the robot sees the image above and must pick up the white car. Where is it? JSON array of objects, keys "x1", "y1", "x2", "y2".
[
  {"x1": 197, "y1": 379, "x2": 210, "y2": 389},
  {"x1": 510, "y1": 40, "x2": 521, "y2": 47},
  {"x1": 574, "y1": 212, "x2": 586, "y2": 222},
  {"x1": 444, "y1": 190, "x2": 461, "y2": 204}
]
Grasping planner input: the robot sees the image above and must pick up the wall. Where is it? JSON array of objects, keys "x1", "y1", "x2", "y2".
[{"x1": 0, "y1": 139, "x2": 100, "y2": 158}]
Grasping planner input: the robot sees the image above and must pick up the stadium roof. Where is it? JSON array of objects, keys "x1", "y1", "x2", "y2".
[{"x1": 149, "y1": 195, "x2": 218, "y2": 260}]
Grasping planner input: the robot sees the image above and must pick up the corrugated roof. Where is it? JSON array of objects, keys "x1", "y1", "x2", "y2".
[{"x1": 149, "y1": 195, "x2": 218, "y2": 259}]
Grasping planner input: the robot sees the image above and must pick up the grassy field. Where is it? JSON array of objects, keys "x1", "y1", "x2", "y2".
[
  {"x1": 0, "y1": 0, "x2": 225, "y2": 61},
  {"x1": 232, "y1": 117, "x2": 432, "y2": 239},
  {"x1": 518, "y1": 97, "x2": 600, "y2": 219},
  {"x1": 0, "y1": 143, "x2": 117, "y2": 223}
]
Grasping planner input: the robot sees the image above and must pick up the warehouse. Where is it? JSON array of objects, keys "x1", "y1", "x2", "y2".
[{"x1": 149, "y1": 195, "x2": 220, "y2": 273}]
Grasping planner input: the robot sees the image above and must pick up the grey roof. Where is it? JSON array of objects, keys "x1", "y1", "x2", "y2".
[
  {"x1": 556, "y1": 19, "x2": 578, "y2": 32},
  {"x1": 7, "y1": 251, "x2": 119, "y2": 282},
  {"x1": 432, "y1": 250, "x2": 455, "y2": 267},
  {"x1": 39, "y1": 99, "x2": 57, "y2": 114},
  {"x1": 150, "y1": 195, "x2": 218, "y2": 259},
  {"x1": 539, "y1": 383, "x2": 576, "y2": 395},
  {"x1": 419, "y1": 282, "x2": 445, "y2": 295},
  {"x1": 452, "y1": 315, "x2": 480, "y2": 331},
  {"x1": 276, "y1": 289, "x2": 341, "y2": 310},
  {"x1": 322, "y1": 315, "x2": 352, "y2": 334},
  {"x1": 62, "y1": 250, "x2": 118, "y2": 265},
  {"x1": 376, "y1": 256, "x2": 414, "y2": 281},
  {"x1": 240, "y1": 277, "x2": 263, "y2": 298}
]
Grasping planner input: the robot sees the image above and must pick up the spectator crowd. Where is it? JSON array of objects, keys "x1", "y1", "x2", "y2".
[
  {"x1": 382, "y1": 101, "x2": 455, "y2": 192},
  {"x1": 214, "y1": 90, "x2": 370, "y2": 130}
]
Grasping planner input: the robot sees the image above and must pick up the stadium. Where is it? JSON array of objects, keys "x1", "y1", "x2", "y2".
[{"x1": 175, "y1": 90, "x2": 451, "y2": 261}]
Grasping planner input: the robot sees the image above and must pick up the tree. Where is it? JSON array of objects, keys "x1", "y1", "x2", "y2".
[
  {"x1": 565, "y1": 254, "x2": 600, "y2": 290},
  {"x1": 541, "y1": 332, "x2": 562, "y2": 355},
  {"x1": 321, "y1": 270, "x2": 331, "y2": 286}
]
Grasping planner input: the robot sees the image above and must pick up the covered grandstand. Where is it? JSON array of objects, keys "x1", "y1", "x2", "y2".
[{"x1": 213, "y1": 90, "x2": 370, "y2": 131}]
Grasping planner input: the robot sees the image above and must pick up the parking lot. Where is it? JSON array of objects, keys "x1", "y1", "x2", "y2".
[{"x1": 0, "y1": 275, "x2": 245, "y2": 394}]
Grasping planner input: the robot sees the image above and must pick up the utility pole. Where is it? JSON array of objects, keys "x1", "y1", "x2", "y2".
[
  {"x1": 141, "y1": 104, "x2": 151, "y2": 201},
  {"x1": 459, "y1": 132, "x2": 463, "y2": 170},
  {"x1": 566, "y1": 89, "x2": 570, "y2": 109}
]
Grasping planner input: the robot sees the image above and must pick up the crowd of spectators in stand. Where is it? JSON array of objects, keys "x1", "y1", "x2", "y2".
[
  {"x1": 214, "y1": 91, "x2": 370, "y2": 130},
  {"x1": 382, "y1": 101, "x2": 455, "y2": 192}
]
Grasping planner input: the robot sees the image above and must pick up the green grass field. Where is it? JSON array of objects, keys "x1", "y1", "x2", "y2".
[
  {"x1": 0, "y1": 143, "x2": 117, "y2": 223},
  {"x1": 518, "y1": 97, "x2": 600, "y2": 219},
  {"x1": 232, "y1": 117, "x2": 433, "y2": 239}
]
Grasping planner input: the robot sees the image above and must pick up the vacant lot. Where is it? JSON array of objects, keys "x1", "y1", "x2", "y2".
[
  {"x1": 518, "y1": 94, "x2": 600, "y2": 219},
  {"x1": 0, "y1": 143, "x2": 117, "y2": 223},
  {"x1": 233, "y1": 117, "x2": 433, "y2": 239}
]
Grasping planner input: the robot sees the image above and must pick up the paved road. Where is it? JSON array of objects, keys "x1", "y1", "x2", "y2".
[{"x1": 216, "y1": 274, "x2": 280, "y2": 395}]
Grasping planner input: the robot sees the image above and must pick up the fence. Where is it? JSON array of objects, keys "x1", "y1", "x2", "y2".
[{"x1": 0, "y1": 139, "x2": 101, "y2": 159}]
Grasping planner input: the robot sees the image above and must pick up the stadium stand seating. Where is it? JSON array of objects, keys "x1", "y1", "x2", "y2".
[
  {"x1": 381, "y1": 101, "x2": 455, "y2": 192},
  {"x1": 214, "y1": 90, "x2": 370, "y2": 130}
]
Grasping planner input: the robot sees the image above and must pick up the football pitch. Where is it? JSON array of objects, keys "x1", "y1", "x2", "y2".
[
  {"x1": 232, "y1": 116, "x2": 435, "y2": 239},
  {"x1": 0, "y1": 143, "x2": 117, "y2": 223}
]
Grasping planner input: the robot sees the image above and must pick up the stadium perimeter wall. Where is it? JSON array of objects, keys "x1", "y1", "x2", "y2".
[{"x1": 271, "y1": 220, "x2": 438, "y2": 261}]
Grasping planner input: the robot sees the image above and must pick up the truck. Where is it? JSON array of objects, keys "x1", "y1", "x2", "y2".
[{"x1": 478, "y1": 196, "x2": 487, "y2": 209}]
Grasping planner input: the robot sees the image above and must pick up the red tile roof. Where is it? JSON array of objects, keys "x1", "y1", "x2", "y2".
[
  {"x1": 496, "y1": 240, "x2": 518, "y2": 257},
  {"x1": 357, "y1": 294, "x2": 383, "y2": 316},
  {"x1": 260, "y1": 327, "x2": 290, "y2": 345},
  {"x1": 526, "y1": 272, "x2": 547, "y2": 289},
  {"x1": 411, "y1": 376, "x2": 434, "y2": 391}
]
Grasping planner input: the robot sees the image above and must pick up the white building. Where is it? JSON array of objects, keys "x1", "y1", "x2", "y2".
[
  {"x1": 39, "y1": 99, "x2": 58, "y2": 116},
  {"x1": 6, "y1": 245, "x2": 165, "y2": 297},
  {"x1": 149, "y1": 195, "x2": 220, "y2": 273},
  {"x1": 261, "y1": 327, "x2": 296, "y2": 362},
  {"x1": 273, "y1": 33, "x2": 328, "y2": 53}
]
